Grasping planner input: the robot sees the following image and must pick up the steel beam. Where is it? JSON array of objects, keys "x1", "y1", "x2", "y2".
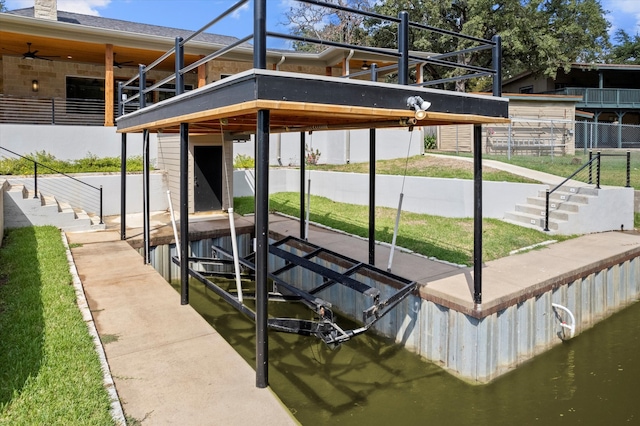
[
  {"x1": 473, "y1": 124, "x2": 483, "y2": 307},
  {"x1": 180, "y1": 123, "x2": 189, "y2": 305}
]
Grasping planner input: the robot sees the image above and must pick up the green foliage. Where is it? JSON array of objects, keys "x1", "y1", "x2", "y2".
[
  {"x1": 0, "y1": 151, "x2": 145, "y2": 175},
  {"x1": 368, "y1": 0, "x2": 610, "y2": 88},
  {"x1": 233, "y1": 154, "x2": 255, "y2": 169},
  {"x1": 610, "y1": 29, "x2": 640, "y2": 64},
  {"x1": 424, "y1": 134, "x2": 437, "y2": 150},
  {"x1": 0, "y1": 227, "x2": 113, "y2": 424}
]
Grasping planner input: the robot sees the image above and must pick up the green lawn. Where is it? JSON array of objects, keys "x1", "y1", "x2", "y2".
[
  {"x1": 0, "y1": 151, "x2": 145, "y2": 175},
  {"x1": 235, "y1": 193, "x2": 570, "y2": 266},
  {"x1": 0, "y1": 226, "x2": 113, "y2": 425}
]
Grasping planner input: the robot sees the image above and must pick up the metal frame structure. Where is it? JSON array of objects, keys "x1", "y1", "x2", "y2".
[
  {"x1": 115, "y1": 0, "x2": 509, "y2": 388},
  {"x1": 175, "y1": 236, "x2": 417, "y2": 348}
]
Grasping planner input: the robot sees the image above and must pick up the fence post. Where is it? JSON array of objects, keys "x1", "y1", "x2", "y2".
[
  {"x1": 588, "y1": 150, "x2": 593, "y2": 184},
  {"x1": 596, "y1": 151, "x2": 601, "y2": 189},
  {"x1": 99, "y1": 185, "x2": 104, "y2": 224},
  {"x1": 33, "y1": 162, "x2": 38, "y2": 198},
  {"x1": 544, "y1": 189, "x2": 550, "y2": 232},
  {"x1": 626, "y1": 150, "x2": 631, "y2": 188}
]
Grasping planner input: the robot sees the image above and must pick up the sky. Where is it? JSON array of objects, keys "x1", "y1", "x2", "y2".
[{"x1": 4, "y1": 0, "x2": 640, "y2": 42}]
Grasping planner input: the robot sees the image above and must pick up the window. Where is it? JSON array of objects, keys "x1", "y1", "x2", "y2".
[
  {"x1": 519, "y1": 85, "x2": 534, "y2": 94},
  {"x1": 66, "y1": 77, "x2": 104, "y2": 100}
]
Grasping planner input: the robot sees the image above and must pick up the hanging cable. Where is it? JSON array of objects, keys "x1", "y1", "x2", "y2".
[
  {"x1": 220, "y1": 122, "x2": 244, "y2": 303},
  {"x1": 387, "y1": 129, "x2": 415, "y2": 272}
]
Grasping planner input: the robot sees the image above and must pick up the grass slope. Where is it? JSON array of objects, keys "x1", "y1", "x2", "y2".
[
  {"x1": 0, "y1": 226, "x2": 113, "y2": 425},
  {"x1": 235, "y1": 193, "x2": 569, "y2": 265}
]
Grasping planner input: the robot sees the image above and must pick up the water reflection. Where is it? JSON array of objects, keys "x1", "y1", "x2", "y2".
[{"x1": 173, "y1": 278, "x2": 640, "y2": 425}]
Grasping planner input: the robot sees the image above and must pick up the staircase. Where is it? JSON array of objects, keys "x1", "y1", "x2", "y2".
[
  {"x1": 4, "y1": 184, "x2": 105, "y2": 232},
  {"x1": 503, "y1": 184, "x2": 633, "y2": 235}
]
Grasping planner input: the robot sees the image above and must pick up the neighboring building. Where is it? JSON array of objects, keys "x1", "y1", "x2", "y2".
[
  {"x1": 502, "y1": 63, "x2": 640, "y2": 149},
  {"x1": 437, "y1": 93, "x2": 580, "y2": 155}
]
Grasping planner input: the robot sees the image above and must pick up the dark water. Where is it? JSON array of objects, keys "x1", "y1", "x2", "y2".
[{"x1": 173, "y1": 278, "x2": 640, "y2": 425}]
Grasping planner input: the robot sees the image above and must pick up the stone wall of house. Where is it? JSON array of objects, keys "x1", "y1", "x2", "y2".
[{"x1": 1, "y1": 56, "x2": 198, "y2": 99}]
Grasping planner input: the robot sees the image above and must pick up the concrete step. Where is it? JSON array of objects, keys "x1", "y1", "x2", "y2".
[
  {"x1": 539, "y1": 190, "x2": 594, "y2": 205},
  {"x1": 525, "y1": 196, "x2": 582, "y2": 213},
  {"x1": 514, "y1": 203, "x2": 571, "y2": 221},
  {"x1": 503, "y1": 211, "x2": 562, "y2": 231}
]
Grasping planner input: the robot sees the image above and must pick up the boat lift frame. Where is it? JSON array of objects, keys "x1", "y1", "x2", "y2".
[{"x1": 172, "y1": 235, "x2": 417, "y2": 347}]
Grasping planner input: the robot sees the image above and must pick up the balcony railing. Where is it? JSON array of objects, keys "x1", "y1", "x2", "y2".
[
  {"x1": 0, "y1": 95, "x2": 110, "y2": 126},
  {"x1": 550, "y1": 87, "x2": 640, "y2": 108}
]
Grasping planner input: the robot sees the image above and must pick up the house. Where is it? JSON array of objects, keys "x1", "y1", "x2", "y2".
[{"x1": 502, "y1": 63, "x2": 640, "y2": 149}]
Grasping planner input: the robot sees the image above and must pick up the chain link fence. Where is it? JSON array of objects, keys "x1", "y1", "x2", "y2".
[{"x1": 574, "y1": 121, "x2": 640, "y2": 152}]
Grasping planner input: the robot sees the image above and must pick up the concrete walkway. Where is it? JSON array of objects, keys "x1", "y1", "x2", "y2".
[{"x1": 66, "y1": 230, "x2": 297, "y2": 426}]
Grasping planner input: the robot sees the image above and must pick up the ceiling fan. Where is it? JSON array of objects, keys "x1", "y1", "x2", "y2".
[
  {"x1": 20, "y1": 42, "x2": 60, "y2": 61},
  {"x1": 113, "y1": 53, "x2": 134, "y2": 68}
]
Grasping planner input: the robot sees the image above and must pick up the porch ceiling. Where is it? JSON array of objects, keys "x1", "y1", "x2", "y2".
[
  {"x1": 116, "y1": 69, "x2": 510, "y2": 136},
  {"x1": 0, "y1": 31, "x2": 202, "y2": 71}
]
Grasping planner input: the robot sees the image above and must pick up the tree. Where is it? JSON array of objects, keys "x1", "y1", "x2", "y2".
[
  {"x1": 282, "y1": 0, "x2": 373, "y2": 52},
  {"x1": 0, "y1": 0, "x2": 6, "y2": 12},
  {"x1": 609, "y1": 29, "x2": 640, "y2": 64},
  {"x1": 369, "y1": 0, "x2": 610, "y2": 91}
]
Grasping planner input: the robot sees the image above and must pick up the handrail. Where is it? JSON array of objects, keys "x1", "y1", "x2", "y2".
[
  {"x1": 544, "y1": 152, "x2": 600, "y2": 231},
  {"x1": 0, "y1": 146, "x2": 103, "y2": 224},
  {"x1": 118, "y1": 0, "x2": 503, "y2": 117}
]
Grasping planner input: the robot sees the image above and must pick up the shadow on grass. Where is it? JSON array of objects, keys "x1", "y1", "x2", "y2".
[{"x1": 0, "y1": 227, "x2": 43, "y2": 408}]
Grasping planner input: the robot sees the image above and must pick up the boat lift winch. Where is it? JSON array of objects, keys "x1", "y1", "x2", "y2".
[{"x1": 173, "y1": 236, "x2": 417, "y2": 347}]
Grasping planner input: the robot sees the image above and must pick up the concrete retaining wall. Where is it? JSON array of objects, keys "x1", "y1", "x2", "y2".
[
  {"x1": 4, "y1": 171, "x2": 168, "y2": 216},
  {"x1": 235, "y1": 169, "x2": 547, "y2": 219},
  {"x1": 0, "y1": 180, "x2": 6, "y2": 241}
]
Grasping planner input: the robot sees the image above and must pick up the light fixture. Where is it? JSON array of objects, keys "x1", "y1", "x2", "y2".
[
  {"x1": 32, "y1": 79, "x2": 39, "y2": 92},
  {"x1": 407, "y1": 95, "x2": 431, "y2": 120},
  {"x1": 361, "y1": 61, "x2": 370, "y2": 70}
]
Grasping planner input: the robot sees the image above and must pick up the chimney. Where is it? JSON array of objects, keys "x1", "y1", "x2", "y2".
[{"x1": 34, "y1": 0, "x2": 58, "y2": 21}]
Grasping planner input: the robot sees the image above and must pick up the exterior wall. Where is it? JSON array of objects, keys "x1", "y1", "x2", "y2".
[
  {"x1": 438, "y1": 99, "x2": 577, "y2": 155},
  {"x1": 0, "y1": 124, "x2": 158, "y2": 162},
  {"x1": 1, "y1": 55, "x2": 197, "y2": 102},
  {"x1": 233, "y1": 127, "x2": 424, "y2": 166},
  {"x1": 502, "y1": 74, "x2": 554, "y2": 94},
  {"x1": 157, "y1": 133, "x2": 233, "y2": 215},
  {"x1": 437, "y1": 124, "x2": 473, "y2": 152}
]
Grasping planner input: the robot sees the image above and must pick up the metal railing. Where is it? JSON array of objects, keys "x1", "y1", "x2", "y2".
[
  {"x1": 543, "y1": 151, "x2": 631, "y2": 231},
  {"x1": 0, "y1": 95, "x2": 106, "y2": 126},
  {"x1": 0, "y1": 146, "x2": 103, "y2": 224},
  {"x1": 118, "y1": 0, "x2": 502, "y2": 116},
  {"x1": 549, "y1": 87, "x2": 640, "y2": 108}
]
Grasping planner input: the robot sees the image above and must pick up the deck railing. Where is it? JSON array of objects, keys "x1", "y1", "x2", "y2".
[
  {"x1": 549, "y1": 87, "x2": 640, "y2": 108},
  {"x1": 118, "y1": 0, "x2": 503, "y2": 116},
  {"x1": 0, "y1": 95, "x2": 110, "y2": 126}
]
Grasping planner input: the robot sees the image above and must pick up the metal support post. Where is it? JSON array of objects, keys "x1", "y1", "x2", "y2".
[
  {"x1": 255, "y1": 109, "x2": 270, "y2": 389},
  {"x1": 254, "y1": 0, "x2": 266, "y2": 69},
  {"x1": 596, "y1": 151, "x2": 601, "y2": 189},
  {"x1": 492, "y1": 35, "x2": 502, "y2": 97},
  {"x1": 588, "y1": 151, "x2": 593, "y2": 184},
  {"x1": 544, "y1": 190, "x2": 550, "y2": 232},
  {"x1": 626, "y1": 150, "x2": 631, "y2": 188},
  {"x1": 179, "y1": 123, "x2": 189, "y2": 305},
  {"x1": 473, "y1": 124, "x2": 483, "y2": 308},
  {"x1": 143, "y1": 129, "x2": 150, "y2": 264},
  {"x1": 33, "y1": 163, "x2": 38, "y2": 198},
  {"x1": 369, "y1": 128, "x2": 376, "y2": 266},
  {"x1": 369, "y1": 63, "x2": 378, "y2": 266},
  {"x1": 120, "y1": 133, "x2": 127, "y2": 240},
  {"x1": 99, "y1": 186, "x2": 103, "y2": 225},
  {"x1": 398, "y1": 11, "x2": 409, "y2": 85},
  {"x1": 300, "y1": 131, "x2": 306, "y2": 239},
  {"x1": 175, "y1": 37, "x2": 184, "y2": 95}
]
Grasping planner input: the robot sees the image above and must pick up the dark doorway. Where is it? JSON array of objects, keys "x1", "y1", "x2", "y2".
[{"x1": 194, "y1": 145, "x2": 223, "y2": 212}]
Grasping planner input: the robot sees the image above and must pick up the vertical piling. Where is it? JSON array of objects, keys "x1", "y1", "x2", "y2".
[{"x1": 473, "y1": 124, "x2": 483, "y2": 308}]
